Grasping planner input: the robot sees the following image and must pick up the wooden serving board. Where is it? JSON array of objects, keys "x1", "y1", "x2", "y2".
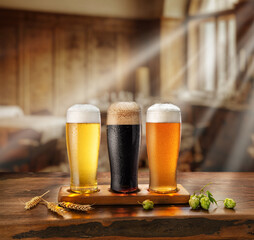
[{"x1": 58, "y1": 184, "x2": 190, "y2": 205}]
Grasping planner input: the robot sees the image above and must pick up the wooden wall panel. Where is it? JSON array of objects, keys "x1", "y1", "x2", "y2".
[
  {"x1": 88, "y1": 31, "x2": 117, "y2": 98},
  {"x1": 0, "y1": 26, "x2": 18, "y2": 105},
  {"x1": 116, "y1": 34, "x2": 134, "y2": 92},
  {"x1": 24, "y1": 26, "x2": 54, "y2": 114},
  {"x1": 146, "y1": 21, "x2": 160, "y2": 96},
  {"x1": 0, "y1": 9, "x2": 160, "y2": 115},
  {"x1": 55, "y1": 27, "x2": 87, "y2": 115}
]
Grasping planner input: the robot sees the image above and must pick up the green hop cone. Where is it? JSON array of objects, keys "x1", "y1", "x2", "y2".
[
  {"x1": 198, "y1": 193, "x2": 205, "y2": 200},
  {"x1": 142, "y1": 200, "x2": 154, "y2": 210},
  {"x1": 224, "y1": 198, "x2": 236, "y2": 209},
  {"x1": 189, "y1": 195, "x2": 200, "y2": 209},
  {"x1": 200, "y1": 196, "x2": 211, "y2": 210}
]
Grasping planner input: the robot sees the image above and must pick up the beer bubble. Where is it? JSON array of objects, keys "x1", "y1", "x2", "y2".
[
  {"x1": 67, "y1": 104, "x2": 101, "y2": 123},
  {"x1": 146, "y1": 103, "x2": 181, "y2": 123},
  {"x1": 107, "y1": 102, "x2": 141, "y2": 125}
]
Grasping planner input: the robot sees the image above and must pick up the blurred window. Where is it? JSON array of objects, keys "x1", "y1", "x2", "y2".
[
  {"x1": 189, "y1": 0, "x2": 238, "y2": 15},
  {"x1": 187, "y1": 12, "x2": 237, "y2": 98}
]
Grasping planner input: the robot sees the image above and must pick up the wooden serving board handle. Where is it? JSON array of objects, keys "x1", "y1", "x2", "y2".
[{"x1": 58, "y1": 184, "x2": 190, "y2": 205}]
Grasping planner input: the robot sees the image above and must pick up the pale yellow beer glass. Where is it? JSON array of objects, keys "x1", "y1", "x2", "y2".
[
  {"x1": 146, "y1": 103, "x2": 181, "y2": 193},
  {"x1": 66, "y1": 104, "x2": 101, "y2": 193}
]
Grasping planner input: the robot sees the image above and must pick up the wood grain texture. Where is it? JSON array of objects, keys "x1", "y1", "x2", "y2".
[
  {"x1": 116, "y1": 34, "x2": 134, "y2": 92},
  {"x1": 58, "y1": 184, "x2": 190, "y2": 205},
  {"x1": 55, "y1": 27, "x2": 88, "y2": 115},
  {"x1": 88, "y1": 31, "x2": 117, "y2": 98},
  {"x1": 0, "y1": 172, "x2": 253, "y2": 239},
  {"x1": 0, "y1": 9, "x2": 159, "y2": 115},
  {"x1": 23, "y1": 26, "x2": 54, "y2": 114},
  {"x1": 0, "y1": 26, "x2": 18, "y2": 105}
]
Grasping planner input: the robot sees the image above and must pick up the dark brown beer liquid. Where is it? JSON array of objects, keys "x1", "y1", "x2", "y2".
[{"x1": 107, "y1": 124, "x2": 141, "y2": 193}]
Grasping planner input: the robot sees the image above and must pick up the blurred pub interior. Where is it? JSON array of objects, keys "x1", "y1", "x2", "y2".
[{"x1": 0, "y1": 0, "x2": 254, "y2": 173}]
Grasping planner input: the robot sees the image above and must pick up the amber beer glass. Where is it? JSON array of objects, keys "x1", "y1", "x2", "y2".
[
  {"x1": 146, "y1": 104, "x2": 181, "y2": 193},
  {"x1": 66, "y1": 104, "x2": 101, "y2": 193}
]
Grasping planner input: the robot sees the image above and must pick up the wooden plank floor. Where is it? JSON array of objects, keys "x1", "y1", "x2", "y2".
[{"x1": 0, "y1": 172, "x2": 253, "y2": 239}]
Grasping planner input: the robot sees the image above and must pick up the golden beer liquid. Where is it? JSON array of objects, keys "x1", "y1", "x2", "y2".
[
  {"x1": 146, "y1": 122, "x2": 180, "y2": 193},
  {"x1": 66, "y1": 123, "x2": 100, "y2": 193}
]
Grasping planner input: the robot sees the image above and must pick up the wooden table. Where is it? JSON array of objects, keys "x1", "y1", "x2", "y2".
[{"x1": 0, "y1": 172, "x2": 253, "y2": 239}]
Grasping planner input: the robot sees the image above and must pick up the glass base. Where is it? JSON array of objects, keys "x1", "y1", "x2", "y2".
[
  {"x1": 110, "y1": 187, "x2": 139, "y2": 194},
  {"x1": 148, "y1": 187, "x2": 178, "y2": 194},
  {"x1": 70, "y1": 185, "x2": 99, "y2": 194}
]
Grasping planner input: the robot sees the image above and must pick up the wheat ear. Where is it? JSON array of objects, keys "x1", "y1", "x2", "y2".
[
  {"x1": 25, "y1": 190, "x2": 50, "y2": 210},
  {"x1": 58, "y1": 202, "x2": 93, "y2": 212},
  {"x1": 42, "y1": 199, "x2": 66, "y2": 217}
]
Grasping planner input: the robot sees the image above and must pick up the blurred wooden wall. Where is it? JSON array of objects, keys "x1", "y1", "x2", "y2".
[
  {"x1": 0, "y1": 9, "x2": 160, "y2": 115},
  {"x1": 160, "y1": 18, "x2": 185, "y2": 98}
]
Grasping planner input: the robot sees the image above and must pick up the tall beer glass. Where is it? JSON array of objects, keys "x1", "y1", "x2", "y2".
[
  {"x1": 146, "y1": 103, "x2": 181, "y2": 193},
  {"x1": 107, "y1": 102, "x2": 141, "y2": 193},
  {"x1": 66, "y1": 104, "x2": 101, "y2": 193}
]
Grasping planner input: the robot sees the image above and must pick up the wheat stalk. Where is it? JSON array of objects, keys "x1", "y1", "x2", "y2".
[
  {"x1": 58, "y1": 201, "x2": 93, "y2": 212},
  {"x1": 25, "y1": 190, "x2": 50, "y2": 210},
  {"x1": 42, "y1": 199, "x2": 66, "y2": 217}
]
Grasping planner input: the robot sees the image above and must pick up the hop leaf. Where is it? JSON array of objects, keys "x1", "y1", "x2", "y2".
[{"x1": 206, "y1": 190, "x2": 218, "y2": 206}]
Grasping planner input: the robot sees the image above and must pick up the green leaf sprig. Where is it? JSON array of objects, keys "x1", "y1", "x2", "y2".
[
  {"x1": 189, "y1": 183, "x2": 236, "y2": 211},
  {"x1": 206, "y1": 190, "x2": 217, "y2": 206}
]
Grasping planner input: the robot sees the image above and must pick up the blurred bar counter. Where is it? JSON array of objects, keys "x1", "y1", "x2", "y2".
[{"x1": 0, "y1": 172, "x2": 253, "y2": 239}]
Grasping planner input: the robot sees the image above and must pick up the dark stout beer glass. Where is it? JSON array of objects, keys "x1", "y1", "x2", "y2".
[{"x1": 107, "y1": 102, "x2": 141, "y2": 193}]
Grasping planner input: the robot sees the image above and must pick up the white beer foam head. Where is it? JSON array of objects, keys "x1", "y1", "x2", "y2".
[
  {"x1": 67, "y1": 104, "x2": 101, "y2": 123},
  {"x1": 146, "y1": 103, "x2": 181, "y2": 123},
  {"x1": 107, "y1": 102, "x2": 141, "y2": 125}
]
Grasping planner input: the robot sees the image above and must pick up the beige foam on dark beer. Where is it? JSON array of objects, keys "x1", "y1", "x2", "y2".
[{"x1": 107, "y1": 102, "x2": 141, "y2": 125}]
